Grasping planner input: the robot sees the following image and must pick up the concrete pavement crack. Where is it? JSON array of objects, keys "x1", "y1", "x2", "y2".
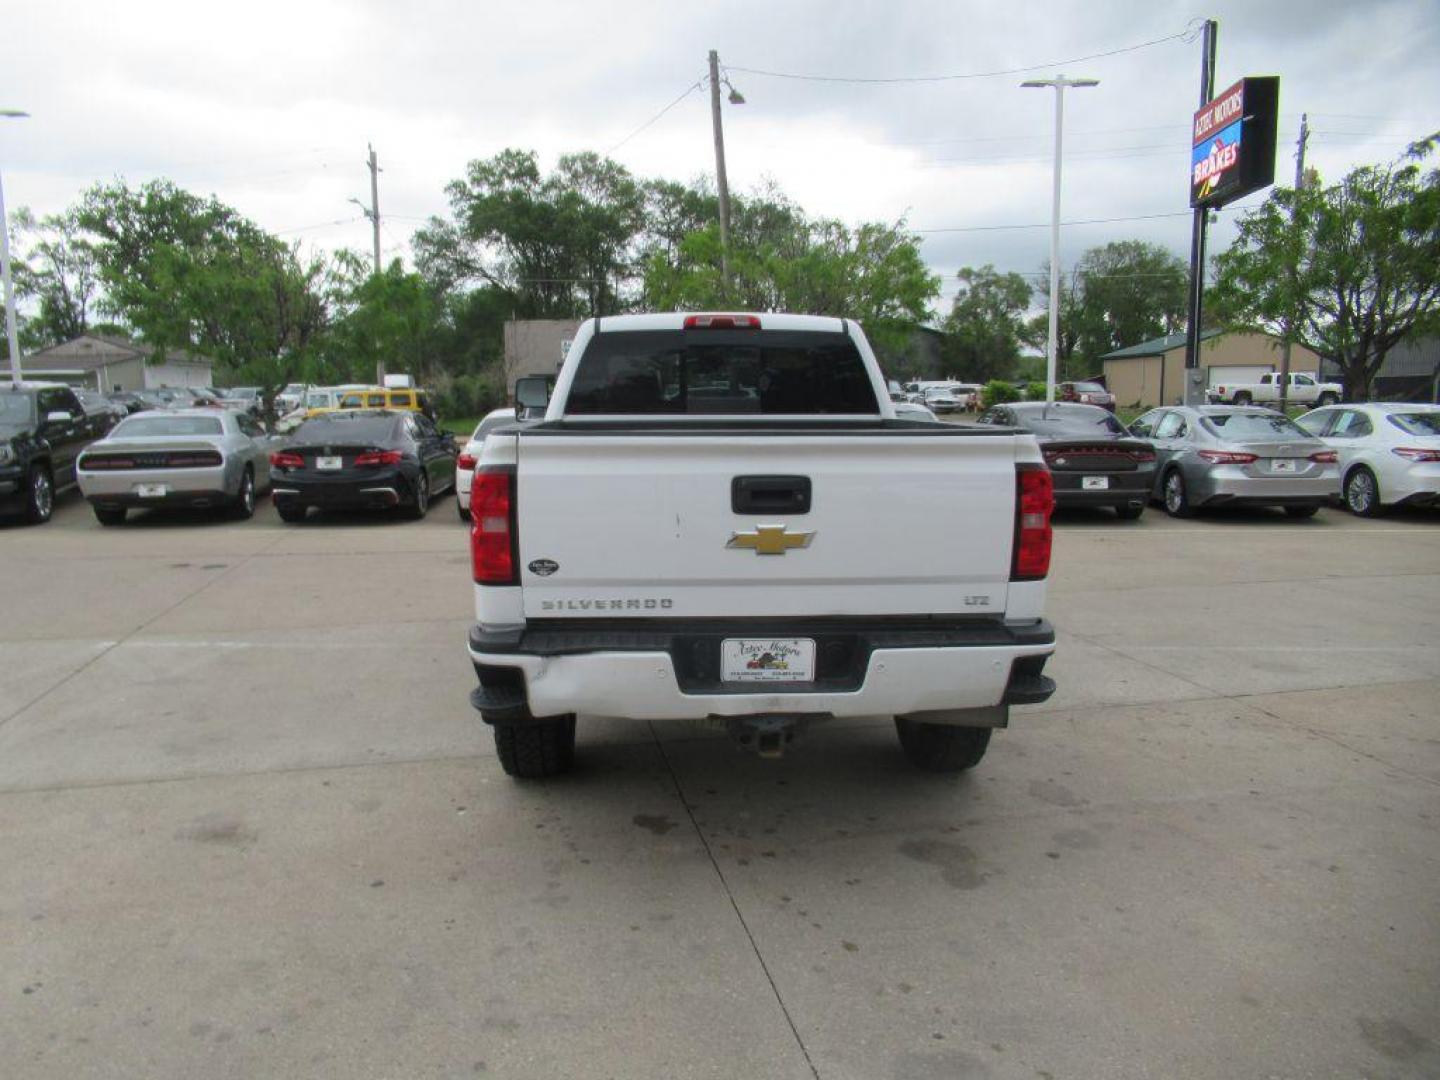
[{"x1": 647, "y1": 720, "x2": 822, "y2": 1080}]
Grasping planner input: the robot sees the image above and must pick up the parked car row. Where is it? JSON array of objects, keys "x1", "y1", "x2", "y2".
[{"x1": 971, "y1": 400, "x2": 1439, "y2": 522}]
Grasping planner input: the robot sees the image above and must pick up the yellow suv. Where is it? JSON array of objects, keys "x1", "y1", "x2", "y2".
[{"x1": 307, "y1": 388, "x2": 436, "y2": 419}]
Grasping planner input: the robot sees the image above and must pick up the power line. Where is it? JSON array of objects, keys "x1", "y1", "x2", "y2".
[
  {"x1": 916, "y1": 200, "x2": 1263, "y2": 235},
  {"x1": 724, "y1": 25, "x2": 1197, "y2": 85},
  {"x1": 608, "y1": 77, "x2": 706, "y2": 153},
  {"x1": 274, "y1": 215, "x2": 366, "y2": 236}
]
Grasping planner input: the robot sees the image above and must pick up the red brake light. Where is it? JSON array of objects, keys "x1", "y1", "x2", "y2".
[
  {"x1": 471, "y1": 467, "x2": 517, "y2": 585},
  {"x1": 1393, "y1": 447, "x2": 1440, "y2": 462},
  {"x1": 1197, "y1": 450, "x2": 1258, "y2": 464},
  {"x1": 353, "y1": 449, "x2": 403, "y2": 467},
  {"x1": 1130, "y1": 447, "x2": 1156, "y2": 463},
  {"x1": 456, "y1": 452, "x2": 477, "y2": 470},
  {"x1": 1308, "y1": 450, "x2": 1338, "y2": 463},
  {"x1": 1012, "y1": 464, "x2": 1053, "y2": 582},
  {"x1": 683, "y1": 314, "x2": 761, "y2": 330},
  {"x1": 269, "y1": 451, "x2": 303, "y2": 468}
]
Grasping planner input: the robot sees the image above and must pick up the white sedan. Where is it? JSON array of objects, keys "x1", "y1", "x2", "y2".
[
  {"x1": 1295, "y1": 402, "x2": 1440, "y2": 515},
  {"x1": 455, "y1": 406, "x2": 535, "y2": 521}
]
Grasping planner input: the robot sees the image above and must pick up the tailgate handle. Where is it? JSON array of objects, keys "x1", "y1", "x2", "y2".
[{"x1": 732, "y1": 475, "x2": 811, "y2": 514}]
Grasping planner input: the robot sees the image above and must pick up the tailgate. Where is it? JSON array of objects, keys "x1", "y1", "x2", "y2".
[{"x1": 514, "y1": 431, "x2": 1019, "y2": 618}]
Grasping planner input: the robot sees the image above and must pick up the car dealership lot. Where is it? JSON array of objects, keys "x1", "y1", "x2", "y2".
[{"x1": 1, "y1": 497, "x2": 1437, "y2": 1079}]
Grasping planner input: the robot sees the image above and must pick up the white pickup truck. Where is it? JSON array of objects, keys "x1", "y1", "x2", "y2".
[
  {"x1": 1208, "y1": 372, "x2": 1342, "y2": 407},
  {"x1": 465, "y1": 313, "x2": 1057, "y2": 779}
]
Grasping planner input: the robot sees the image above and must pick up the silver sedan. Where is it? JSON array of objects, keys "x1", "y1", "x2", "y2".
[
  {"x1": 1127, "y1": 405, "x2": 1339, "y2": 518},
  {"x1": 76, "y1": 409, "x2": 275, "y2": 525}
]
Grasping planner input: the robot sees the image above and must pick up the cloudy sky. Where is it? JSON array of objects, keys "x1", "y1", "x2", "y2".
[{"x1": 4, "y1": 0, "x2": 1436, "y2": 316}]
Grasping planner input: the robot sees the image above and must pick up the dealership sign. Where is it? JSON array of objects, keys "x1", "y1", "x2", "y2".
[{"x1": 1190, "y1": 76, "x2": 1279, "y2": 208}]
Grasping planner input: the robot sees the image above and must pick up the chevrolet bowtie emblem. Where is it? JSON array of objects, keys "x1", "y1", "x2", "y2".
[{"x1": 727, "y1": 524, "x2": 815, "y2": 556}]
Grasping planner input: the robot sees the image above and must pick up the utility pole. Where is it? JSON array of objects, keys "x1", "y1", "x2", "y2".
[
  {"x1": 1182, "y1": 19, "x2": 1219, "y2": 406},
  {"x1": 350, "y1": 145, "x2": 385, "y2": 383},
  {"x1": 1278, "y1": 114, "x2": 1309, "y2": 413},
  {"x1": 1021, "y1": 75, "x2": 1099, "y2": 405},
  {"x1": 708, "y1": 50, "x2": 733, "y2": 290}
]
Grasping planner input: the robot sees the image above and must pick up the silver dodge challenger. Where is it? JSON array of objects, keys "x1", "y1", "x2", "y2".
[
  {"x1": 76, "y1": 409, "x2": 275, "y2": 525},
  {"x1": 1127, "y1": 405, "x2": 1340, "y2": 518}
]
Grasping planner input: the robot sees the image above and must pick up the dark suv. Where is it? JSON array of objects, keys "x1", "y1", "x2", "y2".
[{"x1": 0, "y1": 383, "x2": 105, "y2": 524}]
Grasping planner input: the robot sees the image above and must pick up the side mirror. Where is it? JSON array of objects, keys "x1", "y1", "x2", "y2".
[
  {"x1": 514, "y1": 376, "x2": 551, "y2": 418},
  {"x1": 45, "y1": 410, "x2": 74, "y2": 425}
]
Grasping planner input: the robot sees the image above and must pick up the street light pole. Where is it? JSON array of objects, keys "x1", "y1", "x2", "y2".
[
  {"x1": 1021, "y1": 76, "x2": 1097, "y2": 406},
  {"x1": 0, "y1": 109, "x2": 29, "y2": 386}
]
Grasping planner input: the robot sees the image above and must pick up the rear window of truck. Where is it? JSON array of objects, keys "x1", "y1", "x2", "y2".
[{"x1": 565, "y1": 330, "x2": 880, "y2": 415}]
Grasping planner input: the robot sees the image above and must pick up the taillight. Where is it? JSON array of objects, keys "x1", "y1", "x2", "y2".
[
  {"x1": 269, "y1": 451, "x2": 303, "y2": 468},
  {"x1": 1012, "y1": 464, "x2": 1053, "y2": 582},
  {"x1": 354, "y1": 449, "x2": 403, "y2": 467},
  {"x1": 471, "y1": 467, "x2": 517, "y2": 585},
  {"x1": 1308, "y1": 450, "x2": 1338, "y2": 463},
  {"x1": 1393, "y1": 447, "x2": 1440, "y2": 462},
  {"x1": 456, "y1": 452, "x2": 477, "y2": 470},
  {"x1": 1130, "y1": 447, "x2": 1156, "y2": 462},
  {"x1": 1197, "y1": 450, "x2": 1258, "y2": 464},
  {"x1": 683, "y1": 314, "x2": 761, "y2": 330}
]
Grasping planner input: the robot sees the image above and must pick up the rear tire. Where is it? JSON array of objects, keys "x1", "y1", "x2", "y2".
[
  {"x1": 1163, "y1": 470, "x2": 1193, "y2": 518},
  {"x1": 93, "y1": 505, "x2": 126, "y2": 527},
  {"x1": 405, "y1": 471, "x2": 430, "y2": 520},
  {"x1": 23, "y1": 464, "x2": 54, "y2": 525},
  {"x1": 1344, "y1": 466, "x2": 1382, "y2": 517},
  {"x1": 457, "y1": 497, "x2": 470, "y2": 522},
  {"x1": 231, "y1": 467, "x2": 256, "y2": 520},
  {"x1": 276, "y1": 501, "x2": 307, "y2": 523},
  {"x1": 1284, "y1": 504, "x2": 1319, "y2": 519},
  {"x1": 494, "y1": 716, "x2": 577, "y2": 779},
  {"x1": 894, "y1": 719, "x2": 991, "y2": 773},
  {"x1": 1233, "y1": 391, "x2": 1252, "y2": 405},
  {"x1": 1114, "y1": 504, "x2": 1145, "y2": 521},
  {"x1": 1317, "y1": 392, "x2": 1339, "y2": 406}
]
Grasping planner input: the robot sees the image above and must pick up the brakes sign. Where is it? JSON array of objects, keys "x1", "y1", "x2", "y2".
[{"x1": 1189, "y1": 77, "x2": 1278, "y2": 209}]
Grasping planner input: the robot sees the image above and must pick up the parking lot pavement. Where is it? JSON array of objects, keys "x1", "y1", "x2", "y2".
[{"x1": 2, "y1": 492, "x2": 1438, "y2": 1079}]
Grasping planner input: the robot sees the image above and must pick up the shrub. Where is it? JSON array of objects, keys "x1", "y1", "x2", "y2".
[
  {"x1": 1026, "y1": 381, "x2": 1048, "y2": 402},
  {"x1": 980, "y1": 379, "x2": 1020, "y2": 410}
]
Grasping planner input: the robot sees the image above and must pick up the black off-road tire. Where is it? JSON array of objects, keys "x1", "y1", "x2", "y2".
[
  {"x1": 493, "y1": 715, "x2": 577, "y2": 779},
  {"x1": 276, "y1": 501, "x2": 308, "y2": 523},
  {"x1": 1284, "y1": 504, "x2": 1320, "y2": 519},
  {"x1": 1114, "y1": 503, "x2": 1145, "y2": 521},
  {"x1": 23, "y1": 463, "x2": 54, "y2": 524},
  {"x1": 1233, "y1": 391, "x2": 1252, "y2": 405},
  {"x1": 93, "y1": 505, "x2": 127, "y2": 527},
  {"x1": 1317, "y1": 392, "x2": 1339, "y2": 407},
  {"x1": 894, "y1": 719, "x2": 991, "y2": 773}
]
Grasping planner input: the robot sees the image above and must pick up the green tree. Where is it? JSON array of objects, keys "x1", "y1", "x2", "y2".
[
  {"x1": 1023, "y1": 263, "x2": 1095, "y2": 380},
  {"x1": 324, "y1": 252, "x2": 444, "y2": 385},
  {"x1": 1212, "y1": 141, "x2": 1440, "y2": 401},
  {"x1": 941, "y1": 265, "x2": 1032, "y2": 382},
  {"x1": 641, "y1": 184, "x2": 938, "y2": 354},
  {"x1": 1070, "y1": 241, "x2": 1188, "y2": 360},
  {"x1": 9, "y1": 206, "x2": 100, "y2": 349},
  {"x1": 77, "y1": 179, "x2": 331, "y2": 408},
  {"x1": 415, "y1": 149, "x2": 646, "y2": 317}
]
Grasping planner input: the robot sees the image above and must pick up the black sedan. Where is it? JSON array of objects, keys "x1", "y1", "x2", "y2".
[
  {"x1": 269, "y1": 409, "x2": 457, "y2": 522},
  {"x1": 978, "y1": 402, "x2": 1157, "y2": 519}
]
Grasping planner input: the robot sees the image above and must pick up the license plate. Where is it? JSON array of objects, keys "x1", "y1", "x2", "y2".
[
  {"x1": 1270, "y1": 459, "x2": 1298, "y2": 473},
  {"x1": 316, "y1": 456, "x2": 342, "y2": 470},
  {"x1": 1082, "y1": 476, "x2": 1110, "y2": 490},
  {"x1": 136, "y1": 483, "x2": 168, "y2": 498},
  {"x1": 721, "y1": 638, "x2": 816, "y2": 683}
]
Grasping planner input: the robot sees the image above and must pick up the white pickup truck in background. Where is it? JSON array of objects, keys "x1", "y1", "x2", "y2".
[
  {"x1": 1208, "y1": 371, "x2": 1343, "y2": 407},
  {"x1": 465, "y1": 313, "x2": 1057, "y2": 779}
]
